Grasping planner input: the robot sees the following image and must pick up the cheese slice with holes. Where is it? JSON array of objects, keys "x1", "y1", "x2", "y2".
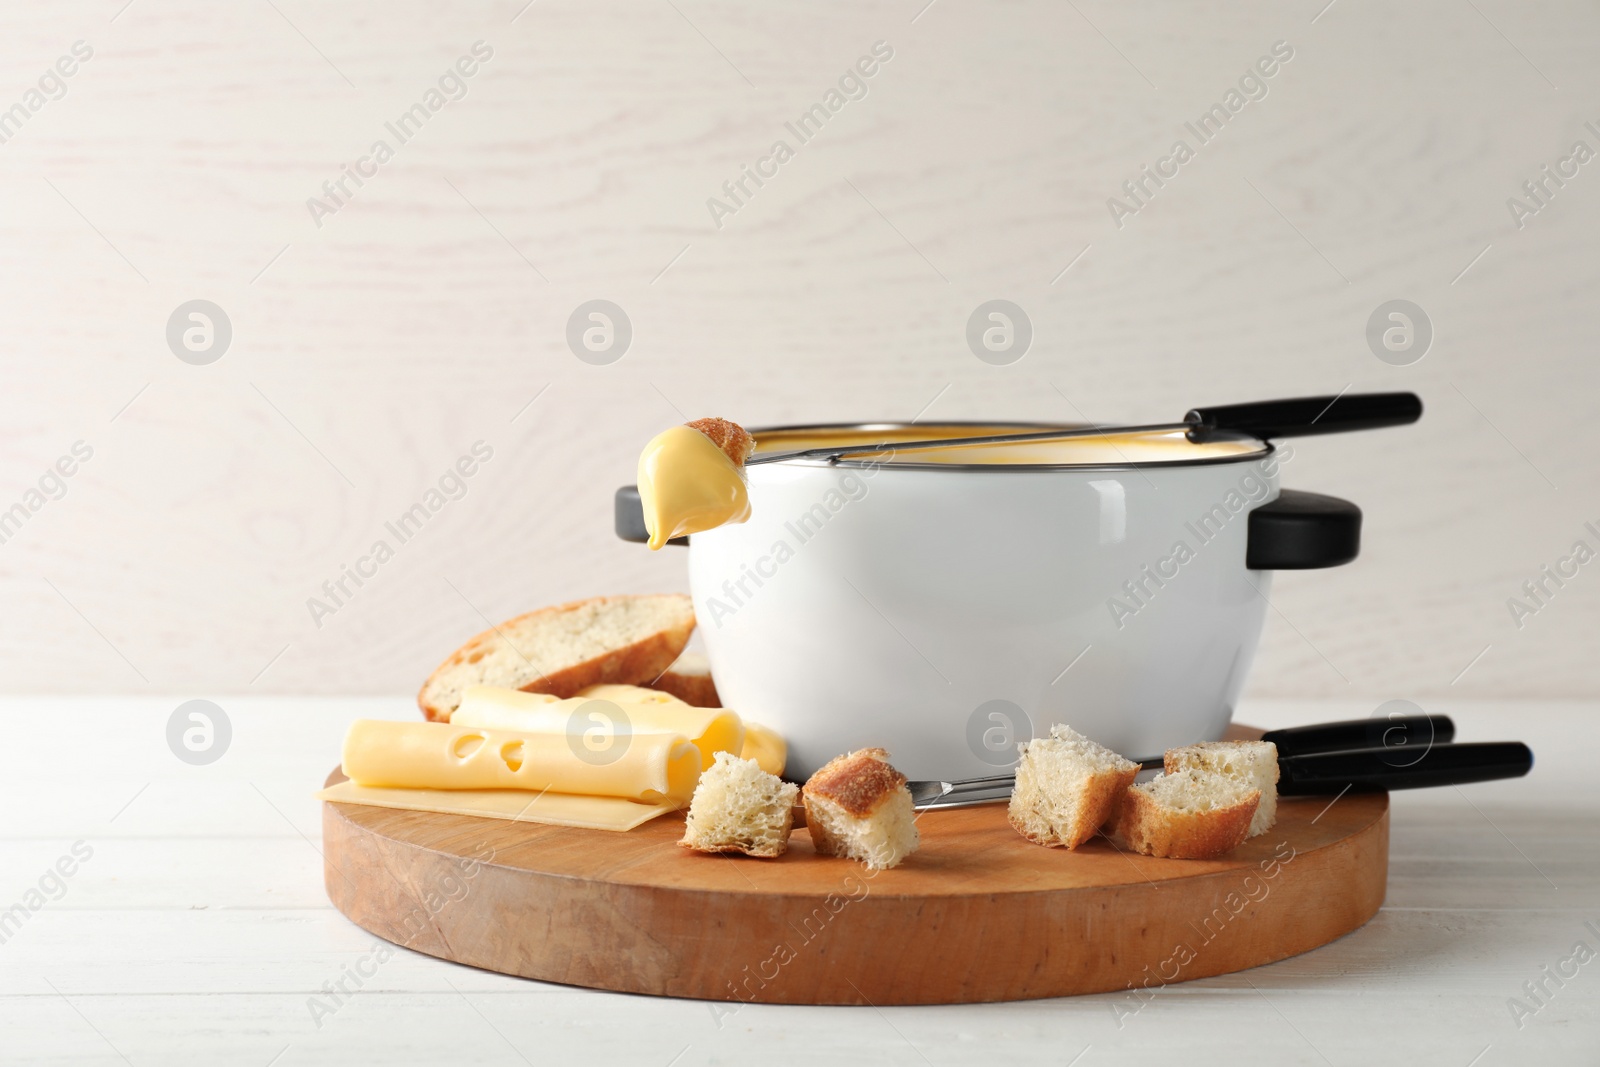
[
  {"x1": 340, "y1": 719, "x2": 701, "y2": 805},
  {"x1": 316, "y1": 779, "x2": 678, "y2": 831},
  {"x1": 452, "y1": 684, "x2": 744, "y2": 773}
]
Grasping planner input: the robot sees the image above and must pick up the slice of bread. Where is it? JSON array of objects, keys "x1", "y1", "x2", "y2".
[
  {"x1": 418, "y1": 594, "x2": 696, "y2": 722},
  {"x1": 679, "y1": 751, "x2": 798, "y2": 858},
  {"x1": 646, "y1": 651, "x2": 721, "y2": 708},
  {"x1": 802, "y1": 748, "x2": 919, "y2": 871},
  {"x1": 1008, "y1": 724, "x2": 1141, "y2": 849},
  {"x1": 1164, "y1": 740, "x2": 1279, "y2": 838},
  {"x1": 1109, "y1": 769, "x2": 1260, "y2": 860}
]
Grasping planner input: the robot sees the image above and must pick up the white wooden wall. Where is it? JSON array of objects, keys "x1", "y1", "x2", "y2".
[{"x1": 2, "y1": 0, "x2": 1596, "y2": 700}]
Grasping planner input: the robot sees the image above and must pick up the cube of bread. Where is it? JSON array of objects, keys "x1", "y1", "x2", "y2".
[
  {"x1": 1008, "y1": 724, "x2": 1141, "y2": 849},
  {"x1": 802, "y1": 748, "x2": 918, "y2": 871},
  {"x1": 686, "y1": 417, "x2": 755, "y2": 466},
  {"x1": 1109, "y1": 769, "x2": 1260, "y2": 860},
  {"x1": 680, "y1": 751, "x2": 798, "y2": 858},
  {"x1": 1164, "y1": 740, "x2": 1279, "y2": 838}
]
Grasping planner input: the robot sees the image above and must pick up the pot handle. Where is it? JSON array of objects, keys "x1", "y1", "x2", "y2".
[
  {"x1": 614, "y1": 485, "x2": 687, "y2": 546},
  {"x1": 1246, "y1": 489, "x2": 1361, "y2": 569}
]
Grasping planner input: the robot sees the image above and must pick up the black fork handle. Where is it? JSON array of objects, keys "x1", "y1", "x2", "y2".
[
  {"x1": 1260, "y1": 715, "x2": 1453, "y2": 756},
  {"x1": 1278, "y1": 742, "x2": 1533, "y2": 795},
  {"x1": 1188, "y1": 392, "x2": 1422, "y2": 440}
]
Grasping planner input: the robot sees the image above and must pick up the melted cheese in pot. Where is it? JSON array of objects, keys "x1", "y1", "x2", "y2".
[{"x1": 636, "y1": 422, "x2": 1262, "y2": 549}]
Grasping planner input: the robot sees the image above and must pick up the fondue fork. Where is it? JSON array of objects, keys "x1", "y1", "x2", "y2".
[
  {"x1": 745, "y1": 391, "x2": 1423, "y2": 466},
  {"x1": 905, "y1": 715, "x2": 1535, "y2": 808},
  {"x1": 911, "y1": 714, "x2": 1453, "y2": 806},
  {"x1": 911, "y1": 740, "x2": 1533, "y2": 808}
]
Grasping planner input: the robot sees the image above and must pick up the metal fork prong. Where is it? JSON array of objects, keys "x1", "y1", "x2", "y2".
[
  {"x1": 941, "y1": 773, "x2": 1018, "y2": 792},
  {"x1": 907, "y1": 757, "x2": 1164, "y2": 805}
]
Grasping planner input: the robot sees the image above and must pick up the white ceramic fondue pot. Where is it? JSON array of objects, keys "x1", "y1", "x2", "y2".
[{"x1": 617, "y1": 396, "x2": 1418, "y2": 782}]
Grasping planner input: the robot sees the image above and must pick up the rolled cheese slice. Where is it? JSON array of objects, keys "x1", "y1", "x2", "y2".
[
  {"x1": 453, "y1": 684, "x2": 744, "y2": 772},
  {"x1": 341, "y1": 719, "x2": 701, "y2": 805},
  {"x1": 739, "y1": 721, "x2": 787, "y2": 777},
  {"x1": 574, "y1": 683, "x2": 783, "y2": 775}
]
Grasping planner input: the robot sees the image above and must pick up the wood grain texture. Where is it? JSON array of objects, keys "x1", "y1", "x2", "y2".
[
  {"x1": 320, "y1": 775, "x2": 1388, "y2": 1003},
  {"x1": 1, "y1": 0, "x2": 1598, "y2": 706},
  {"x1": 2, "y1": 697, "x2": 1594, "y2": 1064}
]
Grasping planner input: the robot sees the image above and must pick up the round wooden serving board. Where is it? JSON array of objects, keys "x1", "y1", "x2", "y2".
[{"x1": 322, "y1": 726, "x2": 1388, "y2": 1005}]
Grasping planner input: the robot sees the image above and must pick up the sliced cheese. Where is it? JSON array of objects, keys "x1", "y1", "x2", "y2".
[
  {"x1": 341, "y1": 719, "x2": 701, "y2": 805},
  {"x1": 576, "y1": 683, "x2": 682, "y2": 706},
  {"x1": 574, "y1": 682, "x2": 784, "y2": 776},
  {"x1": 317, "y1": 780, "x2": 677, "y2": 831},
  {"x1": 453, "y1": 684, "x2": 744, "y2": 772},
  {"x1": 740, "y1": 721, "x2": 787, "y2": 777}
]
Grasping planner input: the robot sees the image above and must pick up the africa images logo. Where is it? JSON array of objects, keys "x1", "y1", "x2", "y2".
[
  {"x1": 305, "y1": 41, "x2": 494, "y2": 228},
  {"x1": 704, "y1": 41, "x2": 895, "y2": 230},
  {"x1": 1106, "y1": 41, "x2": 1295, "y2": 229}
]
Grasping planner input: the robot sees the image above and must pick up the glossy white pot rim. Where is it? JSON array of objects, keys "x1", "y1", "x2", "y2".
[{"x1": 747, "y1": 420, "x2": 1275, "y2": 473}]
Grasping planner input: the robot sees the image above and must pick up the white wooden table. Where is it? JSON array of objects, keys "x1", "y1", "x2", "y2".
[{"x1": 2, "y1": 697, "x2": 1593, "y2": 1065}]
